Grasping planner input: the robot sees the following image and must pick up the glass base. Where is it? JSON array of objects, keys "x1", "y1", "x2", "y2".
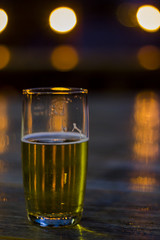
[{"x1": 28, "y1": 213, "x2": 82, "y2": 228}]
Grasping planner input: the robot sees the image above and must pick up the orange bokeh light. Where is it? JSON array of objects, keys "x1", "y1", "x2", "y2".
[
  {"x1": 51, "y1": 45, "x2": 79, "y2": 71},
  {"x1": 138, "y1": 45, "x2": 160, "y2": 71}
]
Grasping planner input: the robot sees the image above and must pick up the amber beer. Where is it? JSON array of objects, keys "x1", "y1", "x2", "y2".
[{"x1": 22, "y1": 132, "x2": 88, "y2": 227}]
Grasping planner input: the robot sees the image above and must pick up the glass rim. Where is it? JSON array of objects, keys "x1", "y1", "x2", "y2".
[{"x1": 22, "y1": 87, "x2": 88, "y2": 95}]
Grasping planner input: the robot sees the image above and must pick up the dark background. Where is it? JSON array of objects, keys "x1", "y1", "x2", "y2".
[{"x1": 0, "y1": 0, "x2": 159, "y2": 92}]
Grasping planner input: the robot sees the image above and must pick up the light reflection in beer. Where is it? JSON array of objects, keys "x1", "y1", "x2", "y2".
[
  {"x1": 67, "y1": 144, "x2": 72, "y2": 210},
  {"x1": 33, "y1": 144, "x2": 39, "y2": 211},
  {"x1": 27, "y1": 95, "x2": 32, "y2": 134},
  {"x1": 133, "y1": 91, "x2": 159, "y2": 162},
  {"x1": 68, "y1": 145, "x2": 71, "y2": 186},
  {"x1": 72, "y1": 144, "x2": 76, "y2": 209},
  {"x1": 28, "y1": 143, "x2": 31, "y2": 194},
  {"x1": 78, "y1": 142, "x2": 87, "y2": 210},
  {"x1": 59, "y1": 145, "x2": 64, "y2": 210},
  {"x1": 33, "y1": 144, "x2": 37, "y2": 194},
  {"x1": 64, "y1": 173, "x2": 67, "y2": 184},
  {"x1": 61, "y1": 145, "x2": 65, "y2": 191},
  {"x1": 42, "y1": 145, "x2": 45, "y2": 194},
  {"x1": 52, "y1": 145, "x2": 56, "y2": 192}
]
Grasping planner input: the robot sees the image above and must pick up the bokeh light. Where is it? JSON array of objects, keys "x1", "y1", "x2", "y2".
[
  {"x1": 0, "y1": 9, "x2": 8, "y2": 33},
  {"x1": 0, "y1": 45, "x2": 10, "y2": 70},
  {"x1": 49, "y1": 7, "x2": 77, "y2": 33},
  {"x1": 51, "y1": 45, "x2": 79, "y2": 71},
  {"x1": 138, "y1": 45, "x2": 160, "y2": 70},
  {"x1": 116, "y1": 3, "x2": 138, "y2": 28},
  {"x1": 136, "y1": 5, "x2": 160, "y2": 32},
  {"x1": 0, "y1": 95, "x2": 8, "y2": 132},
  {"x1": 0, "y1": 95, "x2": 9, "y2": 154},
  {"x1": 133, "y1": 91, "x2": 159, "y2": 162},
  {"x1": 130, "y1": 176, "x2": 157, "y2": 192}
]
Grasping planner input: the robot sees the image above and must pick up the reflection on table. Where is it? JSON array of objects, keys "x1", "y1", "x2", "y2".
[{"x1": 0, "y1": 89, "x2": 160, "y2": 239}]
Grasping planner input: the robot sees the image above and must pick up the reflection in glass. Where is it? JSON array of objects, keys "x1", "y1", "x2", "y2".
[
  {"x1": 27, "y1": 95, "x2": 32, "y2": 134},
  {"x1": 48, "y1": 97, "x2": 68, "y2": 132}
]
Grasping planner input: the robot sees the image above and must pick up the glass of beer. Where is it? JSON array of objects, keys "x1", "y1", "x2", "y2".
[{"x1": 21, "y1": 87, "x2": 89, "y2": 227}]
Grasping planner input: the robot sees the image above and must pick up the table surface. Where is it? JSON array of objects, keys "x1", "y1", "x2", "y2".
[{"x1": 0, "y1": 90, "x2": 160, "y2": 240}]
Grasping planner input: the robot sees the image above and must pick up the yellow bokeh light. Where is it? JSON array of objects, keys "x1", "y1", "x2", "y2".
[
  {"x1": 0, "y1": 134, "x2": 9, "y2": 153},
  {"x1": 0, "y1": 95, "x2": 9, "y2": 154},
  {"x1": 49, "y1": 7, "x2": 77, "y2": 33},
  {"x1": 117, "y1": 3, "x2": 138, "y2": 28},
  {"x1": 133, "y1": 91, "x2": 159, "y2": 162},
  {"x1": 0, "y1": 45, "x2": 10, "y2": 70},
  {"x1": 51, "y1": 45, "x2": 79, "y2": 71},
  {"x1": 136, "y1": 5, "x2": 160, "y2": 32},
  {"x1": 0, "y1": 9, "x2": 8, "y2": 33},
  {"x1": 0, "y1": 95, "x2": 8, "y2": 131},
  {"x1": 138, "y1": 45, "x2": 160, "y2": 70},
  {"x1": 130, "y1": 177, "x2": 157, "y2": 192}
]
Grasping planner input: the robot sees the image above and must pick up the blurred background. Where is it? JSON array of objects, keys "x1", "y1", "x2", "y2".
[{"x1": 0, "y1": 0, "x2": 159, "y2": 92}]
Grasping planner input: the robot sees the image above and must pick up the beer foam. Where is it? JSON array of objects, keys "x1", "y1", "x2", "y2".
[{"x1": 22, "y1": 132, "x2": 89, "y2": 145}]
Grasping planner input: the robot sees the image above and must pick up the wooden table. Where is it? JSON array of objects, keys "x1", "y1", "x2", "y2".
[{"x1": 0, "y1": 90, "x2": 160, "y2": 239}]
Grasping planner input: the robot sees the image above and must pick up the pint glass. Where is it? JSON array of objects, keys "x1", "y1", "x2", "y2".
[{"x1": 21, "y1": 87, "x2": 89, "y2": 227}]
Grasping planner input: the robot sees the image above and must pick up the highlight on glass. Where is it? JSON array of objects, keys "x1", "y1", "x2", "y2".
[
  {"x1": 49, "y1": 7, "x2": 77, "y2": 34},
  {"x1": 21, "y1": 87, "x2": 89, "y2": 227}
]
